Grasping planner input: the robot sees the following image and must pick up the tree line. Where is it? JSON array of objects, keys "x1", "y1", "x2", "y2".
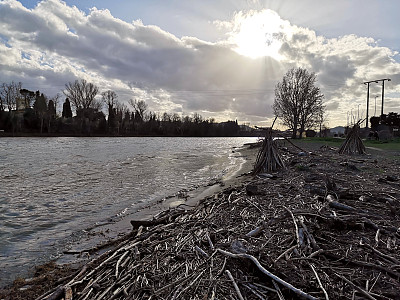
[
  {"x1": 1, "y1": 68, "x2": 332, "y2": 138},
  {"x1": 370, "y1": 112, "x2": 400, "y2": 129},
  {"x1": 0, "y1": 79, "x2": 241, "y2": 137}
]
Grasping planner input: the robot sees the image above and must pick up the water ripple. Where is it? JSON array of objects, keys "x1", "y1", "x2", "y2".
[{"x1": 0, "y1": 136, "x2": 256, "y2": 286}]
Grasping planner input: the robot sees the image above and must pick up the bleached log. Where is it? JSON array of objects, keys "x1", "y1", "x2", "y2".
[{"x1": 217, "y1": 249, "x2": 317, "y2": 300}]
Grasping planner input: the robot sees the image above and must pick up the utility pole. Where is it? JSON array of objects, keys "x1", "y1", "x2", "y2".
[
  {"x1": 363, "y1": 78, "x2": 391, "y2": 127},
  {"x1": 380, "y1": 78, "x2": 391, "y2": 118},
  {"x1": 363, "y1": 80, "x2": 377, "y2": 128}
]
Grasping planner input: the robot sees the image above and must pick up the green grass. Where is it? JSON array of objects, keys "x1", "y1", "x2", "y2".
[
  {"x1": 364, "y1": 138, "x2": 400, "y2": 150},
  {"x1": 300, "y1": 137, "x2": 400, "y2": 150},
  {"x1": 299, "y1": 137, "x2": 343, "y2": 147}
]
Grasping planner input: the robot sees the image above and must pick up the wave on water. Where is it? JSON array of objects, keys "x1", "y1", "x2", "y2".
[{"x1": 0, "y1": 137, "x2": 257, "y2": 286}]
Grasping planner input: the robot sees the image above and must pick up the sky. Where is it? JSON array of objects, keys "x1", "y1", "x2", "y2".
[{"x1": 1, "y1": 0, "x2": 399, "y2": 128}]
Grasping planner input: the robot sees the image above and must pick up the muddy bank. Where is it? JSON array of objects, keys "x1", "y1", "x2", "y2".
[{"x1": 2, "y1": 141, "x2": 400, "y2": 299}]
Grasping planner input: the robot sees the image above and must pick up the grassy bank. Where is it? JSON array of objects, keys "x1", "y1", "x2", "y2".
[{"x1": 297, "y1": 137, "x2": 400, "y2": 151}]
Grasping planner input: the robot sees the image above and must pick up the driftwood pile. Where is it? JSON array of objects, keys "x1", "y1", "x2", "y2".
[
  {"x1": 253, "y1": 127, "x2": 285, "y2": 174},
  {"x1": 339, "y1": 124, "x2": 366, "y2": 155},
  {"x1": 38, "y1": 144, "x2": 400, "y2": 300}
]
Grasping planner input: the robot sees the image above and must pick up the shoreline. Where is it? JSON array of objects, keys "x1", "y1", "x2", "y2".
[
  {"x1": 55, "y1": 145, "x2": 257, "y2": 266},
  {"x1": 2, "y1": 141, "x2": 400, "y2": 299},
  {"x1": 0, "y1": 136, "x2": 258, "y2": 288},
  {"x1": 0, "y1": 145, "x2": 258, "y2": 299}
]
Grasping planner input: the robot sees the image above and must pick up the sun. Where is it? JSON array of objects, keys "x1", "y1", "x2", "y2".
[{"x1": 231, "y1": 10, "x2": 289, "y2": 60}]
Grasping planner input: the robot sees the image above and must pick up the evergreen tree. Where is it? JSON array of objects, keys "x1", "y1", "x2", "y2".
[
  {"x1": 47, "y1": 99, "x2": 56, "y2": 133},
  {"x1": 48, "y1": 100, "x2": 56, "y2": 117},
  {"x1": 62, "y1": 98, "x2": 73, "y2": 118},
  {"x1": 33, "y1": 92, "x2": 47, "y2": 133}
]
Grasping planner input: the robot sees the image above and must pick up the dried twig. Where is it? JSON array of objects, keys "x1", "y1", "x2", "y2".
[
  {"x1": 217, "y1": 249, "x2": 317, "y2": 300},
  {"x1": 225, "y1": 270, "x2": 245, "y2": 300}
]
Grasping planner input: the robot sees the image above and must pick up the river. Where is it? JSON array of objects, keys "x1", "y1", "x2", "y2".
[{"x1": 0, "y1": 136, "x2": 256, "y2": 286}]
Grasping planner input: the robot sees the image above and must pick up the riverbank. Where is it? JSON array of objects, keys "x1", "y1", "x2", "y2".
[
  {"x1": 2, "y1": 141, "x2": 400, "y2": 299},
  {"x1": 55, "y1": 144, "x2": 258, "y2": 267},
  {"x1": 0, "y1": 143, "x2": 258, "y2": 300},
  {"x1": 0, "y1": 137, "x2": 257, "y2": 287}
]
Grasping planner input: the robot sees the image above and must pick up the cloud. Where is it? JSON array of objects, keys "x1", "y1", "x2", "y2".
[{"x1": 0, "y1": 1, "x2": 399, "y2": 126}]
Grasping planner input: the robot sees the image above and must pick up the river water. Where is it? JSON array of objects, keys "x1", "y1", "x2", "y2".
[{"x1": 0, "y1": 137, "x2": 256, "y2": 286}]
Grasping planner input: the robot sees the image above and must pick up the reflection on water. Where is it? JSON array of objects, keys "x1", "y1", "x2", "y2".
[{"x1": 0, "y1": 137, "x2": 255, "y2": 285}]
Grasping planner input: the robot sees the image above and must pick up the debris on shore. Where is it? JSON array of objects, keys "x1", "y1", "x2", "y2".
[
  {"x1": 253, "y1": 127, "x2": 285, "y2": 174},
  {"x1": 339, "y1": 123, "x2": 366, "y2": 155},
  {"x1": 2, "y1": 141, "x2": 400, "y2": 300}
]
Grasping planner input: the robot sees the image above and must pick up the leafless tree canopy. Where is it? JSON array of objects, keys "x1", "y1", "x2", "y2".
[
  {"x1": 101, "y1": 90, "x2": 118, "y2": 110},
  {"x1": 273, "y1": 68, "x2": 324, "y2": 138},
  {"x1": 129, "y1": 99, "x2": 148, "y2": 121},
  {"x1": 63, "y1": 79, "x2": 100, "y2": 111},
  {"x1": 0, "y1": 81, "x2": 22, "y2": 111},
  {"x1": 49, "y1": 93, "x2": 61, "y2": 113}
]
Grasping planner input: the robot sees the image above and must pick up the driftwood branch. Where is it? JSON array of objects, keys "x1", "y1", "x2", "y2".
[
  {"x1": 217, "y1": 249, "x2": 317, "y2": 300},
  {"x1": 225, "y1": 270, "x2": 245, "y2": 300},
  {"x1": 253, "y1": 127, "x2": 285, "y2": 174}
]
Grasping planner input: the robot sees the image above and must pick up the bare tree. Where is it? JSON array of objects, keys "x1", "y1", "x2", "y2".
[
  {"x1": 101, "y1": 90, "x2": 118, "y2": 107},
  {"x1": 63, "y1": 79, "x2": 99, "y2": 111},
  {"x1": 193, "y1": 112, "x2": 203, "y2": 124},
  {"x1": 91, "y1": 99, "x2": 103, "y2": 112},
  {"x1": 273, "y1": 68, "x2": 324, "y2": 138},
  {"x1": 115, "y1": 102, "x2": 130, "y2": 134},
  {"x1": 129, "y1": 99, "x2": 148, "y2": 121},
  {"x1": 20, "y1": 88, "x2": 35, "y2": 109},
  {"x1": 0, "y1": 81, "x2": 22, "y2": 111},
  {"x1": 171, "y1": 113, "x2": 181, "y2": 123},
  {"x1": 317, "y1": 110, "x2": 329, "y2": 137},
  {"x1": 102, "y1": 90, "x2": 118, "y2": 116},
  {"x1": 50, "y1": 93, "x2": 61, "y2": 115}
]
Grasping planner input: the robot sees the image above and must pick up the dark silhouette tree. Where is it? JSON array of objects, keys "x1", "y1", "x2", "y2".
[
  {"x1": 33, "y1": 91, "x2": 47, "y2": 133},
  {"x1": 20, "y1": 88, "x2": 35, "y2": 109},
  {"x1": 129, "y1": 99, "x2": 148, "y2": 134},
  {"x1": 50, "y1": 93, "x2": 61, "y2": 114},
  {"x1": 370, "y1": 116, "x2": 380, "y2": 130},
  {"x1": 47, "y1": 99, "x2": 56, "y2": 133},
  {"x1": 102, "y1": 90, "x2": 118, "y2": 134},
  {"x1": 62, "y1": 98, "x2": 73, "y2": 118},
  {"x1": 129, "y1": 99, "x2": 147, "y2": 122},
  {"x1": 273, "y1": 68, "x2": 324, "y2": 139},
  {"x1": 63, "y1": 79, "x2": 101, "y2": 134},
  {"x1": 0, "y1": 90, "x2": 3, "y2": 112},
  {"x1": 102, "y1": 90, "x2": 118, "y2": 109},
  {"x1": 63, "y1": 79, "x2": 99, "y2": 111},
  {"x1": 48, "y1": 100, "x2": 56, "y2": 116},
  {"x1": 383, "y1": 112, "x2": 400, "y2": 127}
]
